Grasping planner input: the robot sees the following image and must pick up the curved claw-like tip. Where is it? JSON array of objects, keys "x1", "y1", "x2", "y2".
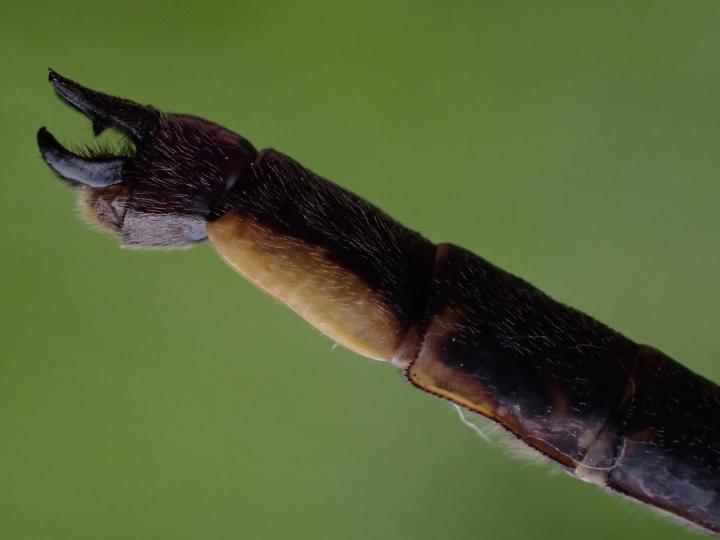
[
  {"x1": 46, "y1": 69, "x2": 155, "y2": 141},
  {"x1": 37, "y1": 127, "x2": 125, "y2": 188}
]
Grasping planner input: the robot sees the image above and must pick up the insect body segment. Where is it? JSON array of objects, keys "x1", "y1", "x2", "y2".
[
  {"x1": 207, "y1": 210, "x2": 418, "y2": 361},
  {"x1": 207, "y1": 149, "x2": 438, "y2": 362},
  {"x1": 38, "y1": 72, "x2": 720, "y2": 535}
]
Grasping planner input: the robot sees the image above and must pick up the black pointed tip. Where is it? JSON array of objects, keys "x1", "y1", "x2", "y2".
[
  {"x1": 36, "y1": 127, "x2": 63, "y2": 165},
  {"x1": 48, "y1": 70, "x2": 70, "y2": 93},
  {"x1": 37, "y1": 126, "x2": 53, "y2": 149},
  {"x1": 47, "y1": 68, "x2": 64, "y2": 86},
  {"x1": 46, "y1": 71, "x2": 90, "y2": 118}
]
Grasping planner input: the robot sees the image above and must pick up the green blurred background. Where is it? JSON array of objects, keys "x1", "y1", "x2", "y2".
[{"x1": 2, "y1": 1, "x2": 719, "y2": 539}]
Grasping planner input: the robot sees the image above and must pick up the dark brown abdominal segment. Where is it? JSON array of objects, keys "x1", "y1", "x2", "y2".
[{"x1": 407, "y1": 244, "x2": 639, "y2": 467}]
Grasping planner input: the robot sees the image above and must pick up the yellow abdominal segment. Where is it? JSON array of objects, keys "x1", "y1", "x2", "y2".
[{"x1": 207, "y1": 211, "x2": 403, "y2": 361}]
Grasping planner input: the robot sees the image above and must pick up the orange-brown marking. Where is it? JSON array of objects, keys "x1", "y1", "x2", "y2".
[
  {"x1": 406, "y1": 306, "x2": 578, "y2": 469},
  {"x1": 207, "y1": 211, "x2": 405, "y2": 361}
]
